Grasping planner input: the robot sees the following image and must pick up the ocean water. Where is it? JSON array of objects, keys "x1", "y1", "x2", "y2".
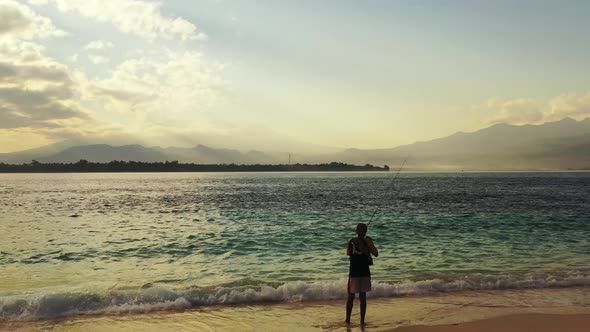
[{"x1": 0, "y1": 172, "x2": 589, "y2": 320}]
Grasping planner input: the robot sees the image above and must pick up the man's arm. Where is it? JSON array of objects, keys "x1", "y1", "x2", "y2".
[
  {"x1": 346, "y1": 239, "x2": 351, "y2": 256},
  {"x1": 366, "y1": 237, "x2": 378, "y2": 257}
]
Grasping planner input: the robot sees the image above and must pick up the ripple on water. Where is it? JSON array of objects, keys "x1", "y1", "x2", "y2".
[{"x1": 0, "y1": 172, "x2": 589, "y2": 308}]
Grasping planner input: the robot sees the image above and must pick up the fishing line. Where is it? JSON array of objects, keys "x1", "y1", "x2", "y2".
[{"x1": 367, "y1": 155, "x2": 410, "y2": 226}]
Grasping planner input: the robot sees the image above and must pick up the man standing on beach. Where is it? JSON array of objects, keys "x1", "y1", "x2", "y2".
[{"x1": 346, "y1": 222, "x2": 378, "y2": 326}]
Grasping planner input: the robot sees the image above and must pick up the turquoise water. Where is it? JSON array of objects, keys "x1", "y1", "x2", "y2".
[{"x1": 0, "y1": 172, "x2": 589, "y2": 320}]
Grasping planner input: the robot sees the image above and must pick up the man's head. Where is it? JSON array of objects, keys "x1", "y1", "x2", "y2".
[{"x1": 356, "y1": 223, "x2": 368, "y2": 237}]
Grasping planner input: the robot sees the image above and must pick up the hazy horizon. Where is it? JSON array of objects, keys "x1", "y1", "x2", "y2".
[
  {"x1": 4, "y1": 116, "x2": 589, "y2": 155},
  {"x1": 2, "y1": 0, "x2": 590, "y2": 153}
]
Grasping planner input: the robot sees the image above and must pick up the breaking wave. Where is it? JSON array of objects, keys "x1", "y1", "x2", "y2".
[{"x1": 2, "y1": 271, "x2": 590, "y2": 321}]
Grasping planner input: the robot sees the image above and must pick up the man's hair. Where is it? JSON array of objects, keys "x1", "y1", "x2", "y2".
[{"x1": 356, "y1": 223, "x2": 368, "y2": 236}]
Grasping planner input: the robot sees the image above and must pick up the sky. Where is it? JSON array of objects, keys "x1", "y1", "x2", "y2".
[{"x1": 1, "y1": 0, "x2": 590, "y2": 153}]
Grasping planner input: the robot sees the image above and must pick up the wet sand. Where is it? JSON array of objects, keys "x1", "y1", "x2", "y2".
[
  {"x1": 1, "y1": 287, "x2": 589, "y2": 331},
  {"x1": 392, "y1": 313, "x2": 590, "y2": 332}
]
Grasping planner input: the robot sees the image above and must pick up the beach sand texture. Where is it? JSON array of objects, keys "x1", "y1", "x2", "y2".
[
  {"x1": 393, "y1": 313, "x2": 590, "y2": 332},
  {"x1": 1, "y1": 287, "x2": 589, "y2": 332}
]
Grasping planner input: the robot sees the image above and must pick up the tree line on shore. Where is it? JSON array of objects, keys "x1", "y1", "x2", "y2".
[{"x1": 0, "y1": 160, "x2": 390, "y2": 172}]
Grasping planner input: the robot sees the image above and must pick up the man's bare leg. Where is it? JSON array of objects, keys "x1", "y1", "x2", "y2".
[
  {"x1": 345, "y1": 293, "x2": 355, "y2": 323},
  {"x1": 359, "y1": 292, "x2": 367, "y2": 325}
]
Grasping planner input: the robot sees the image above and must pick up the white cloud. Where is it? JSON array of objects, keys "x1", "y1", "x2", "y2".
[
  {"x1": 0, "y1": 38, "x2": 44, "y2": 64},
  {"x1": 86, "y1": 52, "x2": 225, "y2": 115},
  {"x1": 0, "y1": 0, "x2": 65, "y2": 39},
  {"x1": 27, "y1": 0, "x2": 49, "y2": 5},
  {"x1": 547, "y1": 93, "x2": 590, "y2": 121},
  {"x1": 88, "y1": 54, "x2": 109, "y2": 64},
  {"x1": 0, "y1": 0, "x2": 226, "y2": 152},
  {"x1": 473, "y1": 93, "x2": 590, "y2": 126},
  {"x1": 486, "y1": 98, "x2": 544, "y2": 125},
  {"x1": 84, "y1": 39, "x2": 114, "y2": 50},
  {"x1": 47, "y1": 0, "x2": 206, "y2": 41}
]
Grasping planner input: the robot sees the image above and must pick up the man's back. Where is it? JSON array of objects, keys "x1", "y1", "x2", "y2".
[
  {"x1": 345, "y1": 223, "x2": 379, "y2": 326},
  {"x1": 347, "y1": 236, "x2": 376, "y2": 277}
]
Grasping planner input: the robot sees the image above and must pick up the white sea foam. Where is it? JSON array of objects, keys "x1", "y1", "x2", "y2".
[{"x1": 2, "y1": 271, "x2": 590, "y2": 321}]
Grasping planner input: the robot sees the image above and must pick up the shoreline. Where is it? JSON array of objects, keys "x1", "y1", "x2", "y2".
[
  {"x1": 1, "y1": 170, "x2": 590, "y2": 174},
  {"x1": 2, "y1": 287, "x2": 589, "y2": 331}
]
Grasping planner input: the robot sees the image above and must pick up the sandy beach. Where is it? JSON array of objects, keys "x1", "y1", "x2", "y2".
[
  {"x1": 393, "y1": 313, "x2": 590, "y2": 332},
  {"x1": 1, "y1": 287, "x2": 589, "y2": 331}
]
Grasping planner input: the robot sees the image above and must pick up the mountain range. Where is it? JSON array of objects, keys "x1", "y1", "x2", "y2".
[
  {"x1": 1, "y1": 118, "x2": 589, "y2": 170},
  {"x1": 324, "y1": 117, "x2": 590, "y2": 170}
]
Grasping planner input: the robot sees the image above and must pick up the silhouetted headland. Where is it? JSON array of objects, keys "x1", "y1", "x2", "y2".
[{"x1": 0, "y1": 160, "x2": 390, "y2": 173}]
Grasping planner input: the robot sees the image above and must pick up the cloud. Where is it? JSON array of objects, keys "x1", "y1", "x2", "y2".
[
  {"x1": 0, "y1": 82, "x2": 89, "y2": 129},
  {"x1": 547, "y1": 93, "x2": 590, "y2": 121},
  {"x1": 473, "y1": 93, "x2": 590, "y2": 127},
  {"x1": 0, "y1": 63, "x2": 90, "y2": 129},
  {"x1": 46, "y1": 0, "x2": 206, "y2": 41},
  {"x1": 88, "y1": 54, "x2": 110, "y2": 64},
  {"x1": 0, "y1": 0, "x2": 65, "y2": 39},
  {"x1": 0, "y1": 2, "x2": 91, "y2": 134},
  {"x1": 0, "y1": 61, "x2": 70, "y2": 83},
  {"x1": 0, "y1": 0, "x2": 226, "y2": 153},
  {"x1": 86, "y1": 52, "x2": 225, "y2": 114},
  {"x1": 84, "y1": 39, "x2": 114, "y2": 50},
  {"x1": 0, "y1": 38, "x2": 45, "y2": 64},
  {"x1": 486, "y1": 98, "x2": 544, "y2": 125},
  {"x1": 27, "y1": 0, "x2": 49, "y2": 5}
]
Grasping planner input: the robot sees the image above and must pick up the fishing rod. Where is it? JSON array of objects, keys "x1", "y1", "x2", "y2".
[{"x1": 367, "y1": 155, "x2": 409, "y2": 226}]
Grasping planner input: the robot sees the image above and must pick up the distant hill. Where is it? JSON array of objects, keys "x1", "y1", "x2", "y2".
[
  {"x1": 323, "y1": 117, "x2": 590, "y2": 170},
  {"x1": 0, "y1": 143, "x2": 280, "y2": 165},
  {"x1": 0, "y1": 141, "x2": 80, "y2": 164},
  {"x1": 42, "y1": 144, "x2": 170, "y2": 163},
  {"x1": 1, "y1": 118, "x2": 589, "y2": 170},
  {"x1": 152, "y1": 144, "x2": 278, "y2": 164}
]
